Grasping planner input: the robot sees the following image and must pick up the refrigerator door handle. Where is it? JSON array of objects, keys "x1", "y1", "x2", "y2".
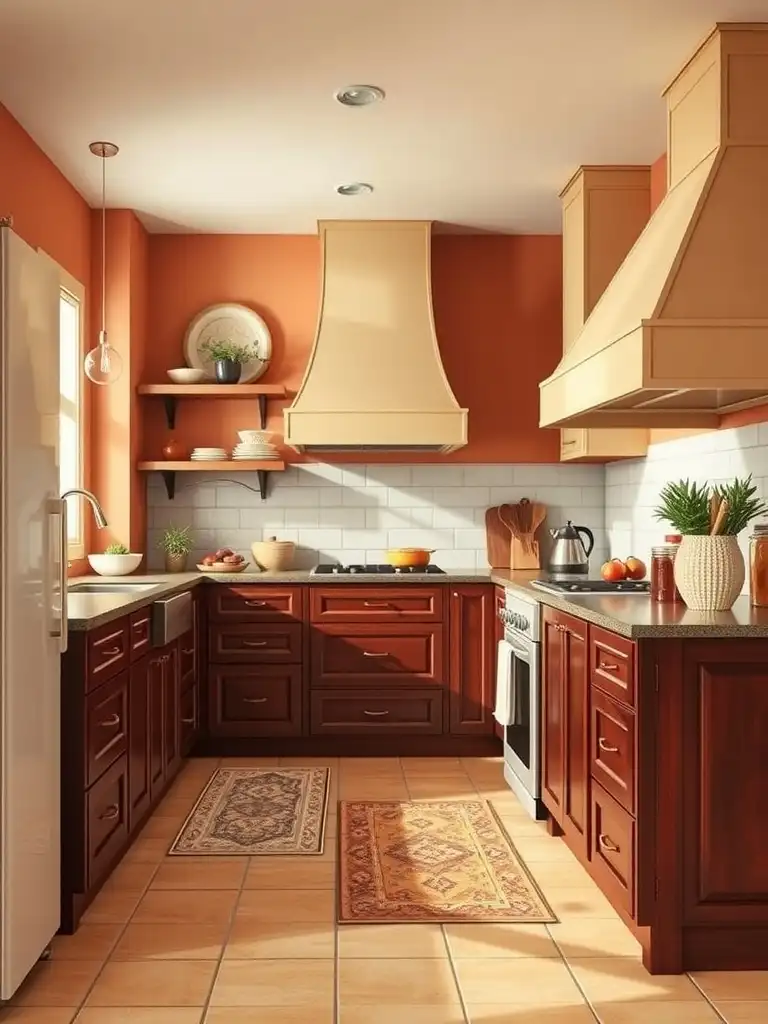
[{"x1": 48, "y1": 498, "x2": 68, "y2": 652}]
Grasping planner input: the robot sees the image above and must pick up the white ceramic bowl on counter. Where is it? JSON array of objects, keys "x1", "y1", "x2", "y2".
[
  {"x1": 88, "y1": 553, "x2": 144, "y2": 576},
  {"x1": 167, "y1": 368, "x2": 206, "y2": 384}
]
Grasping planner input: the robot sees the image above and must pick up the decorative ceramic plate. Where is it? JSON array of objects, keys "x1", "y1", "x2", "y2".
[
  {"x1": 183, "y1": 303, "x2": 272, "y2": 383},
  {"x1": 196, "y1": 561, "x2": 252, "y2": 574}
]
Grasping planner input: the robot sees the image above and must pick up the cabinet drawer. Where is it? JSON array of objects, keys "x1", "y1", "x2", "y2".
[
  {"x1": 86, "y1": 619, "x2": 129, "y2": 691},
  {"x1": 129, "y1": 609, "x2": 151, "y2": 662},
  {"x1": 310, "y1": 586, "x2": 443, "y2": 623},
  {"x1": 591, "y1": 686, "x2": 636, "y2": 815},
  {"x1": 590, "y1": 626, "x2": 635, "y2": 708},
  {"x1": 311, "y1": 625, "x2": 444, "y2": 686},
  {"x1": 311, "y1": 688, "x2": 443, "y2": 735},
  {"x1": 209, "y1": 622, "x2": 302, "y2": 664},
  {"x1": 179, "y1": 629, "x2": 196, "y2": 689},
  {"x1": 209, "y1": 665, "x2": 302, "y2": 737},
  {"x1": 86, "y1": 754, "x2": 129, "y2": 889},
  {"x1": 589, "y1": 780, "x2": 635, "y2": 918},
  {"x1": 209, "y1": 585, "x2": 304, "y2": 622},
  {"x1": 180, "y1": 686, "x2": 199, "y2": 756},
  {"x1": 86, "y1": 671, "x2": 128, "y2": 787}
]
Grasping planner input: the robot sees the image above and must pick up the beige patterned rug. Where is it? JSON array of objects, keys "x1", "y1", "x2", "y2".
[
  {"x1": 338, "y1": 800, "x2": 555, "y2": 923},
  {"x1": 169, "y1": 767, "x2": 330, "y2": 856}
]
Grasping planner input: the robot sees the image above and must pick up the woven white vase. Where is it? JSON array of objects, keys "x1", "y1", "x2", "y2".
[{"x1": 673, "y1": 535, "x2": 745, "y2": 611}]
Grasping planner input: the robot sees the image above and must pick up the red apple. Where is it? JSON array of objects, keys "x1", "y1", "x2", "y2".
[
  {"x1": 222, "y1": 554, "x2": 240, "y2": 564},
  {"x1": 623, "y1": 556, "x2": 647, "y2": 581},
  {"x1": 201, "y1": 555, "x2": 216, "y2": 566},
  {"x1": 215, "y1": 547, "x2": 233, "y2": 560},
  {"x1": 601, "y1": 559, "x2": 627, "y2": 582}
]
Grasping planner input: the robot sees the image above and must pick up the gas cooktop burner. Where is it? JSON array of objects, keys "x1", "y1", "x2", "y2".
[
  {"x1": 531, "y1": 578, "x2": 651, "y2": 595},
  {"x1": 312, "y1": 563, "x2": 446, "y2": 575}
]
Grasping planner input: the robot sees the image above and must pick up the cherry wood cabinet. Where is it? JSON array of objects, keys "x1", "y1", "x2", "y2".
[
  {"x1": 541, "y1": 606, "x2": 588, "y2": 851},
  {"x1": 448, "y1": 585, "x2": 495, "y2": 735},
  {"x1": 209, "y1": 664, "x2": 303, "y2": 737}
]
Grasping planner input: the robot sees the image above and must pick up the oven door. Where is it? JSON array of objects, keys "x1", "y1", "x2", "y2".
[{"x1": 502, "y1": 629, "x2": 540, "y2": 799}]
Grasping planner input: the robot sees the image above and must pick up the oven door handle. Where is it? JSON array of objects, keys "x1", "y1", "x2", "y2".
[{"x1": 504, "y1": 633, "x2": 532, "y2": 663}]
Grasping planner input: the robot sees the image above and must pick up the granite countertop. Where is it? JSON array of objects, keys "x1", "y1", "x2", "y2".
[{"x1": 491, "y1": 569, "x2": 768, "y2": 639}]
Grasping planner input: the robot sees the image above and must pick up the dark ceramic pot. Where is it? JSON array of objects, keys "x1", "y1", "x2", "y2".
[{"x1": 214, "y1": 359, "x2": 242, "y2": 384}]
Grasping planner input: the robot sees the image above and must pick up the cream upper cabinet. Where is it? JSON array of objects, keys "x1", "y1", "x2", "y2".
[{"x1": 559, "y1": 167, "x2": 651, "y2": 462}]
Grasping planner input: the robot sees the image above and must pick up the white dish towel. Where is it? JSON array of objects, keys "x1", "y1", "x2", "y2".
[{"x1": 493, "y1": 638, "x2": 515, "y2": 727}]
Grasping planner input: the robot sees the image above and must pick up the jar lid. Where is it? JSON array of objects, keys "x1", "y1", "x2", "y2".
[
  {"x1": 664, "y1": 534, "x2": 682, "y2": 543},
  {"x1": 751, "y1": 522, "x2": 768, "y2": 536},
  {"x1": 651, "y1": 545, "x2": 677, "y2": 555}
]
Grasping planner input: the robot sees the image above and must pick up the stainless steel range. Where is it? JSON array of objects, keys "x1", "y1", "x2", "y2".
[
  {"x1": 311, "y1": 563, "x2": 446, "y2": 575},
  {"x1": 531, "y1": 578, "x2": 650, "y2": 595},
  {"x1": 496, "y1": 588, "x2": 544, "y2": 820}
]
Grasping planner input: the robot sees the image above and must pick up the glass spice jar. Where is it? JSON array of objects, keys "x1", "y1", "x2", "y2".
[
  {"x1": 651, "y1": 544, "x2": 682, "y2": 603},
  {"x1": 749, "y1": 522, "x2": 768, "y2": 607}
]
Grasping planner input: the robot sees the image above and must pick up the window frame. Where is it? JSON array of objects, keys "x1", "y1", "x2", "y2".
[{"x1": 57, "y1": 267, "x2": 86, "y2": 561}]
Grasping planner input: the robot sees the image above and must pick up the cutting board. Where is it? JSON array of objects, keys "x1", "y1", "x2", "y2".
[{"x1": 485, "y1": 506, "x2": 510, "y2": 568}]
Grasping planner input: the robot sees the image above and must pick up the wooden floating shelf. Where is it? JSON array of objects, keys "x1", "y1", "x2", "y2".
[
  {"x1": 138, "y1": 460, "x2": 286, "y2": 501},
  {"x1": 137, "y1": 383, "x2": 288, "y2": 430}
]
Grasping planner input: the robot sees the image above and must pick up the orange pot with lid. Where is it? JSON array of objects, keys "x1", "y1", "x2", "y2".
[{"x1": 384, "y1": 547, "x2": 435, "y2": 568}]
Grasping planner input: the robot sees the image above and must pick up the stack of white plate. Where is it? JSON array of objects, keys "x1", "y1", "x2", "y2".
[
  {"x1": 191, "y1": 447, "x2": 228, "y2": 461},
  {"x1": 232, "y1": 439, "x2": 280, "y2": 461}
]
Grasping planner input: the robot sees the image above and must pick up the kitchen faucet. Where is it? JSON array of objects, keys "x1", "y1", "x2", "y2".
[{"x1": 60, "y1": 488, "x2": 109, "y2": 529}]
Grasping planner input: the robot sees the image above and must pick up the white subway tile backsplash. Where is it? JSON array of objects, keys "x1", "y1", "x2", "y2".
[{"x1": 146, "y1": 462, "x2": 607, "y2": 570}]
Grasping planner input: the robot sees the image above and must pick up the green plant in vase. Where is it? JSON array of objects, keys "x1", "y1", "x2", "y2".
[
  {"x1": 104, "y1": 542, "x2": 129, "y2": 555},
  {"x1": 158, "y1": 525, "x2": 193, "y2": 573},
  {"x1": 200, "y1": 339, "x2": 256, "y2": 384},
  {"x1": 654, "y1": 475, "x2": 768, "y2": 610}
]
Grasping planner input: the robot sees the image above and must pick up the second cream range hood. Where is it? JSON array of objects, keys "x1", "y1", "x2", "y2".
[
  {"x1": 284, "y1": 220, "x2": 467, "y2": 452},
  {"x1": 540, "y1": 24, "x2": 768, "y2": 430}
]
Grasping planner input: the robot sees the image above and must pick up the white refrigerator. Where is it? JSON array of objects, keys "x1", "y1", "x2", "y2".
[{"x1": 0, "y1": 223, "x2": 64, "y2": 999}]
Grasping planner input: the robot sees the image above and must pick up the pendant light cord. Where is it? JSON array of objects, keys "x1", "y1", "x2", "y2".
[{"x1": 101, "y1": 151, "x2": 106, "y2": 346}]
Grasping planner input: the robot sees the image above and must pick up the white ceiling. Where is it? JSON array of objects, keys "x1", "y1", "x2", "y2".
[{"x1": 1, "y1": 0, "x2": 766, "y2": 234}]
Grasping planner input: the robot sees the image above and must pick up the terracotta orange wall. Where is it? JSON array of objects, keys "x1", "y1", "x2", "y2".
[
  {"x1": 90, "y1": 210, "x2": 149, "y2": 553},
  {"x1": 0, "y1": 102, "x2": 93, "y2": 572},
  {"x1": 144, "y1": 233, "x2": 563, "y2": 463}
]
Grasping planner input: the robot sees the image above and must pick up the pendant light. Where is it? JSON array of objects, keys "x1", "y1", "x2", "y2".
[{"x1": 84, "y1": 141, "x2": 123, "y2": 385}]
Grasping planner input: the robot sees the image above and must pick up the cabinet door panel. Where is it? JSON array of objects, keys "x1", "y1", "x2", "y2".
[
  {"x1": 209, "y1": 585, "x2": 304, "y2": 622},
  {"x1": 86, "y1": 755, "x2": 129, "y2": 889},
  {"x1": 542, "y1": 610, "x2": 566, "y2": 817},
  {"x1": 210, "y1": 622, "x2": 303, "y2": 664},
  {"x1": 590, "y1": 780, "x2": 635, "y2": 918},
  {"x1": 148, "y1": 655, "x2": 165, "y2": 799},
  {"x1": 448, "y1": 585, "x2": 494, "y2": 735},
  {"x1": 163, "y1": 644, "x2": 181, "y2": 780},
  {"x1": 209, "y1": 665, "x2": 302, "y2": 737},
  {"x1": 312, "y1": 625, "x2": 443, "y2": 686},
  {"x1": 85, "y1": 671, "x2": 128, "y2": 787},
  {"x1": 128, "y1": 659, "x2": 151, "y2": 830},
  {"x1": 311, "y1": 688, "x2": 443, "y2": 735},
  {"x1": 565, "y1": 622, "x2": 588, "y2": 845},
  {"x1": 310, "y1": 586, "x2": 443, "y2": 623},
  {"x1": 591, "y1": 685, "x2": 636, "y2": 815},
  {"x1": 180, "y1": 686, "x2": 199, "y2": 757}
]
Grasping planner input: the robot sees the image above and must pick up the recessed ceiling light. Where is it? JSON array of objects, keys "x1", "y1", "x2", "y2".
[
  {"x1": 335, "y1": 85, "x2": 385, "y2": 107},
  {"x1": 336, "y1": 182, "x2": 374, "y2": 196}
]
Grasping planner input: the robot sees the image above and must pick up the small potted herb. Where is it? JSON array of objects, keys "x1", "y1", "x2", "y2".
[
  {"x1": 88, "y1": 542, "x2": 143, "y2": 576},
  {"x1": 200, "y1": 339, "x2": 256, "y2": 384},
  {"x1": 158, "y1": 525, "x2": 193, "y2": 573},
  {"x1": 654, "y1": 475, "x2": 768, "y2": 610}
]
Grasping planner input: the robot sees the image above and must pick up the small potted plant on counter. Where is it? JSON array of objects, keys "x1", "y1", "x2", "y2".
[
  {"x1": 200, "y1": 339, "x2": 256, "y2": 384},
  {"x1": 654, "y1": 475, "x2": 768, "y2": 610},
  {"x1": 88, "y1": 543, "x2": 144, "y2": 577},
  {"x1": 158, "y1": 525, "x2": 193, "y2": 573}
]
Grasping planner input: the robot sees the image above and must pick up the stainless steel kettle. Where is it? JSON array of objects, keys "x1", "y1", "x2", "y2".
[{"x1": 548, "y1": 521, "x2": 595, "y2": 575}]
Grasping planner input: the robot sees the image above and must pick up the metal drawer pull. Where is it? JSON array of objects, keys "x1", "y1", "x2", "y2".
[
  {"x1": 99, "y1": 804, "x2": 120, "y2": 821},
  {"x1": 245, "y1": 600, "x2": 267, "y2": 607},
  {"x1": 598, "y1": 833, "x2": 620, "y2": 853},
  {"x1": 362, "y1": 709, "x2": 390, "y2": 716},
  {"x1": 181, "y1": 717, "x2": 195, "y2": 724},
  {"x1": 242, "y1": 640, "x2": 268, "y2": 647},
  {"x1": 100, "y1": 713, "x2": 121, "y2": 728},
  {"x1": 363, "y1": 601, "x2": 390, "y2": 608},
  {"x1": 100, "y1": 646, "x2": 122, "y2": 656},
  {"x1": 598, "y1": 737, "x2": 619, "y2": 754},
  {"x1": 599, "y1": 661, "x2": 620, "y2": 671},
  {"x1": 182, "y1": 648, "x2": 194, "y2": 655},
  {"x1": 243, "y1": 696, "x2": 268, "y2": 704},
  {"x1": 362, "y1": 651, "x2": 389, "y2": 658}
]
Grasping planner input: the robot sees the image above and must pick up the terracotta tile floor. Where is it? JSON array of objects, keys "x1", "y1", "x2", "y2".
[{"x1": 4, "y1": 757, "x2": 764, "y2": 1023}]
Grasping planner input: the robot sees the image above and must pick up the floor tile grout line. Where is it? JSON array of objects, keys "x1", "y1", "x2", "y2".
[
  {"x1": 686, "y1": 973, "x2": 729, "y2": 1022},
  {"x1": 441, "y1": 924, "x2": 471, "y2": 1024},
  {"x1": 549, "y1": 934, "x2": 603, "y2": 1024}
]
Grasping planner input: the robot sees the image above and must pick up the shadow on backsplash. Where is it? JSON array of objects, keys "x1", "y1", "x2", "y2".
[{"x1": 145, "y1": 463, "x2": 609, "y2": 572}]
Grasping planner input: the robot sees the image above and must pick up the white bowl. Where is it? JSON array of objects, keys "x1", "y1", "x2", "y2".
[
  {"x1": 167, "y1": 368, "x2": 206, "y2": 384},
  {"x1": 238, "y1": 430, "x2": 272, "y2": 443},
  {"x1": 88, "y1": 553, "x2": 144, "y2": 576}
]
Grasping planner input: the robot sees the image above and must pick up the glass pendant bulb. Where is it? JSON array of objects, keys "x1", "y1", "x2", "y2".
[{"x1": 84, "y1": 330, "x2": 123, "y2": 385}]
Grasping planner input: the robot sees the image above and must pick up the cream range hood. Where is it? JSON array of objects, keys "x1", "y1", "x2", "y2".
[
  {"x1": 540, "y1": 24, "x2": 768, "y2": 430},
  {"x1": 284, "y1": 220, "x2": 467, "y2": 452}
]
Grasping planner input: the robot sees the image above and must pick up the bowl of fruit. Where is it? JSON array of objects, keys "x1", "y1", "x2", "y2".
[
  {"x1": 600, "y1": 556, "x2": 647, "y2": 582},
  {"x1": 197, "y1": 548, "x2": 251, "y2": 574}
]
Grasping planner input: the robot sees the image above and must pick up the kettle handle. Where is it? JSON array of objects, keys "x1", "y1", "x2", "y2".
[{"x1": 575, "y1": 526, "x2": 595, "y2": 557}]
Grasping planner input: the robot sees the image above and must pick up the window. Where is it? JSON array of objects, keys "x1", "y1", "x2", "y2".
[{"x1": 58, "y1": 273, "x2": 85, "y2": 559}]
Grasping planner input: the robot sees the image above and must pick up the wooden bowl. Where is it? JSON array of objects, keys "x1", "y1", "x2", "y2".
[{"x1": 196, "y1": 561, "x2": 251, "y2": 574}]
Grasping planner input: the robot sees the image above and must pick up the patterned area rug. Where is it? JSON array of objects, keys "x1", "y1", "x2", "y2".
[
  {"x1": 169, "y1": 767, "x2": 330, "y2": 856},
  {"x1": 339, "y1": 800, "x2": 555, "y2": 923}
]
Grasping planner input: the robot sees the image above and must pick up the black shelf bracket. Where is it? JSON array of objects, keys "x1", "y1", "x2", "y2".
[
  {"x1": 257, "y1": 470, "x2": 269, "y2": 500},
  {"x1": 162, "y1": 396, "x2": 177, "y2": 430},
  {"x1": 258, "y1": 394, "x2": 268, "y2": 430},
  {"x1": 160, "y1": 470, "x2": 176, "y2": 500}
]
